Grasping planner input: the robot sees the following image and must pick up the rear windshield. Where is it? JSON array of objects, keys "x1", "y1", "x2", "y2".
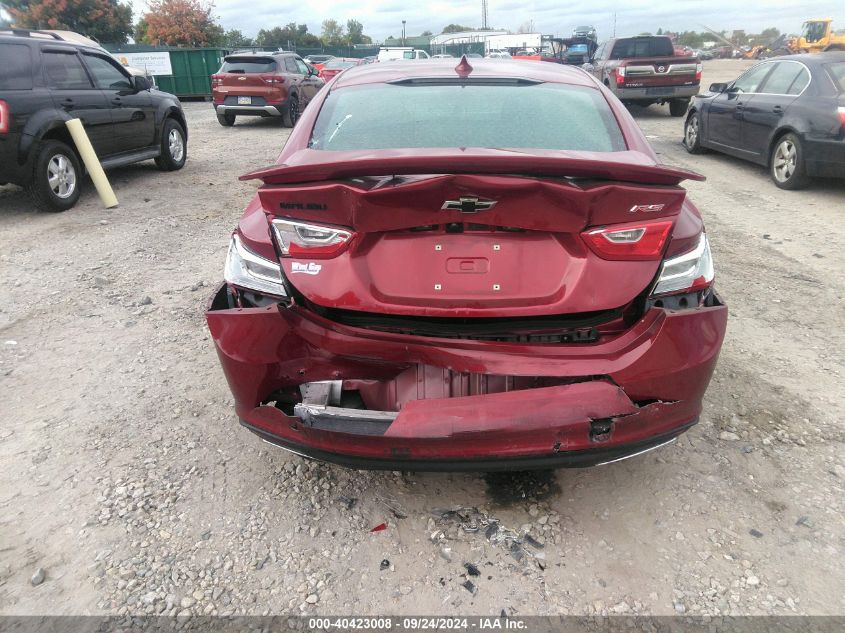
[
  {"x1": 310, "y1": 82, "x2": 626, "y2": 152},
  {"x1": 611, "y1": 37, "x2": 674, "y2": 59},
  {"x1": 325, "y1": 60, "x2": 357, "y2": 69},
  {"x1": 0, "y1": 43, "x2": 33, "y2": 90},
  {"x1": 220, "y1": 57, "x2": 276, "y2": 73},
  {"x1": 826, "y1": 62, "x2": 845, "y2": 91}
]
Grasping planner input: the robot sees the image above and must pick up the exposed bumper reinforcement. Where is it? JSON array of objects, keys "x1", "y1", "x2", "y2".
[{"x1": 242, "y1": 419, "x2": 694, "y2": 472}]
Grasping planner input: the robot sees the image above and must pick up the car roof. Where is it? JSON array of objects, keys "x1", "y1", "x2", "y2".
[
  {"x1": 332, "y1": 58, "x2": 597, "y2": 89},
  {"x1": 770, "y1": 51, "x2": 845, "y2": 65},
  {"x1": 0, "y1": 28, "x2": 102, "y2": 52}
]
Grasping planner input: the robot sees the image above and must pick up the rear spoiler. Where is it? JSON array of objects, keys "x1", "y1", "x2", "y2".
[{"x1": 241, "y1": 148, "x2": 705, "y2": 187}]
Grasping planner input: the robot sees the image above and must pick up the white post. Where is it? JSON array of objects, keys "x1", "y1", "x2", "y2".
[{"x1": 65, "y1": 118, "x2": 118, "y2": 209}]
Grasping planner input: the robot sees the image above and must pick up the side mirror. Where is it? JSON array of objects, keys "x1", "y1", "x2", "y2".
[
  {"x1": 709, "y1": 82, "x2": 728, "y2": 93},
  {"x1": 308, "y1": 65, "x2": 318, "y2": 76},
  {"x1": 132, "y1": 75, "x2": 151, "y2": 91}
]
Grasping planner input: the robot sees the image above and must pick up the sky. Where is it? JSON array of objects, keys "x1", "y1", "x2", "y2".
[{"x1": 108, "y1": 1, "x2": 845, "y2": 42}]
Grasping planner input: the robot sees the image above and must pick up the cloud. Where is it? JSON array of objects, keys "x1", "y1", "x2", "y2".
[{"x1": 128, "y1": 0, "x2": 843, "y2": 41}]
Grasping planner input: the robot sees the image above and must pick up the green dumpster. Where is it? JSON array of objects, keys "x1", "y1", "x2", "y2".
[{"x1": 106, "y1": 46, "x2": 229, "y2": 98}]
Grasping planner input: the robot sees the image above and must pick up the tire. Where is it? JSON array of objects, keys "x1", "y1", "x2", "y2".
[
  {"x1": 683, "y1": 110, "x2": 706, "y2": 154},
  {"x1": 26, "y1": 140, "x2": 82, "y2": 212},
  {"x1": 154, "y1": 118, "x2": 187, "y2": 171},
  {"x1": 770, "y1": 133, "x2": 809, "y2": 190},
  {"x1": 669, "y1": 98, "x2": 689, "y2": 117},
  {"x1": 216, "y1": 112, "x2": 235, "y2": 127},
  {"x1": 282, "y1": 94, "x2": 299, "y2": 128}
]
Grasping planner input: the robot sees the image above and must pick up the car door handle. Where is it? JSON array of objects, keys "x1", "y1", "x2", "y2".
[
  {"x1": 61, "y1": 98, "x2": 74, "y2": 109},
  {"x1": 772, "y1": 105, "x2": 783, "y2": 114},
  {"x1": 111, "y1": 97, "x2": 122, "y2": 105}
]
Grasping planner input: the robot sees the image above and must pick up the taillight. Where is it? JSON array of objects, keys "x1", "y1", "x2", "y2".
[
  {"x1": 271, "y1": 219, "x2": 354, "y2": 258},
  {"x1": 651, "y1": 233, "x2": 714, "y2": 296},
  {"x1": 695, "y1": 62, "x2": 703, "y2": 82},
  {"x1": 838, "y1": 106, "x2": 845, "y2": 126},
  {"x1": 614, "y1": 66, "x2": 626, "y2": 86},
  {"x1": 0, "y1": 100, "x2": 9, "y2": 134},
  {"x1": 581, "y1": 220, "x2": 673, "y2": 261},
  {"x1": 211, "y1": 74, "x2": 222, "y2": 87},
  {"x1": 261, "y1": 75, "x2": 283, "y2": 85}
]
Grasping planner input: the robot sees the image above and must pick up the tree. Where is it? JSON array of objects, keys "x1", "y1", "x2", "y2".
[
  {"x1": 140, "y1": 0, "x2": 223, "y2": 47},
  {"x1": 517, "y1": 20, "x2": 534, "y2": 34},
  {"x1": 4, "y1": 0, "x2": 133, "y2": 44},
  {"x1": 256, "y1": 23, "x2": 319, "y2": 49},
  {"x1": 346, "y1": 19, "x2": 371, "y2": 45},
  {"x1": 442, "y1": 24, "x2": 473, "y2": 34},
  {"x1": 224, "y1": 28, "x2": 253, "y2": 48},
  {"x1": 730, "y1": 29, "x2": 748, "y2": 46},
  {"x1": 134, "y1": 18, "x2": 148, "y2": 43},
  {"x1": 759, "y1": 27, "x2": 780, "y2": 44},
  {"x1": 321, "y1": 19, "x2": 344, "y2": 45},
  {"x1": 656, "y1": 27, "x2": 663, "y2": 35},
  {"x1": 420, "y1": 30, "x2": 433, "y2": 37}
]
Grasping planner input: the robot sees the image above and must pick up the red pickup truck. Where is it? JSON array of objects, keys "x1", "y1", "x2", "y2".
[{"x1": 584, "y1": 36, "x2": 701, "y2": 116}]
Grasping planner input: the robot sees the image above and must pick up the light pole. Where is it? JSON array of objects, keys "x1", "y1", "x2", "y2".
[{"x1": 402, "y1": 20, "x2": 406, "y2": 46}]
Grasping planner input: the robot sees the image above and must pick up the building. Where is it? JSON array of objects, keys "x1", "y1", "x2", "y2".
[{"x1": 382, "y1": 35, "x2": 432, "y2": 48}]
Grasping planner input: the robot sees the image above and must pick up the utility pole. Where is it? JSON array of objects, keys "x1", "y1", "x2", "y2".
[
  {"x1": 613, "y1": 12, "x2": 616, "y2": 38},
  {"x1": 402, "y1": 20, "x2": 406, "y2": 46},
  {"x1": 482, "y1": 0, "x2": 488, "y2": 30}
]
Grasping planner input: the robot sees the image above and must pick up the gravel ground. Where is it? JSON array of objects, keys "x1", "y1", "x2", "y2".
[{"x1": 1, "y1": 59, "x2": 843, "y2": 618}]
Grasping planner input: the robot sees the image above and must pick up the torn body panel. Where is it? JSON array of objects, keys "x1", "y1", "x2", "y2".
[{"x1": 206, "y1": 284, "x2": 727, "y2": 470}]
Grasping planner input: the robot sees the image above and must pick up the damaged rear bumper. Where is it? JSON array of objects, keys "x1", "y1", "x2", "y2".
[{"x1": 206, "y1": 285, "x2": 727, "y2": 471}]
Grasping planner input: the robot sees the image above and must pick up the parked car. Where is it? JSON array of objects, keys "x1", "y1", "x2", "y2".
[
  {"x1": 211, "y1": 51, "x2": 324, "y2": 127},
  {"x1": 0, "y1": 29, "x2": 187, "y2": 211},
  {"x1": 583, "y1": 35, "x2": 701, "y2": 116},
  {"x1": 431, "y1": 54, "x2": 455, "y2": 59},
  {"x1": 694, "y1": 48, "x2": 715, "y2": 61},
  {"x1": 486, "y1": 50, "x2": 512, "y2": 59},
  {"x1": 318, "y1": 57, "x2": 365, "y2": 82},
  {"x1": 205, "y1": 58, "x2": 727, "y2": 471},
  {"x1": 683, "y1": 52, "x2": 845, "y2": 189},
  {"x1": 302, "y1": 54, "x2": 335, "y2": 71},
  {"x1": 572, "y1": 25, "x2": 597, "y2": 41}
]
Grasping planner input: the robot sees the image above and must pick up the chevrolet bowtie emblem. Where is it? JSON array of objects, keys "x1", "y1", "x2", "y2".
[{"x1": 441, "y1": 197, "x2": 497, "y2": 213}]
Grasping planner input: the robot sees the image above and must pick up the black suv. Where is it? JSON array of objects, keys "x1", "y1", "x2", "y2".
[{"x1": 0, "y1": 30, "x2": 188, "y2": 211}]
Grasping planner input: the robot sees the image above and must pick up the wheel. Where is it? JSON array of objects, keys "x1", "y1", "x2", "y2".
[
  {"x1": 770, "y1": 133, "x2": 809, "y2": 190},
  {"x1": 282, "y1": 94, "x2": 299, "y2": 128},
  {"x1": 683, "y1": 110, "x2": 706, "y2": 154},
  {"x1": 26, "y1": 140, "x2": 81, "y2": 211},
  {"x1": 154, "y1": 118, "x2": 187, "y2": 171},
  {"x1": 216, "y1": 112, "x2": 235, "y2": 127},
  {"x1": 669, "y1": 98, "x2": 689, "y2": 117}
]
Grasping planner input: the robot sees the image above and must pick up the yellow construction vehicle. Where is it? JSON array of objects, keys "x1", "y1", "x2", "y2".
[{"x1": 772, "y1": 18, "x2": 845, "y2": 55}]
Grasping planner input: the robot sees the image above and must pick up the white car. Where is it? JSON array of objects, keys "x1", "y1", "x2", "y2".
[{"x1": 486, "y1": 51, "x2": 512, "y2": 59}]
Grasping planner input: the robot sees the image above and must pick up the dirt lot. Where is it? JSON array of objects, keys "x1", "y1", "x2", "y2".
[{"x1": 1, "y1": 59, "x2": 844, "y2": 618}]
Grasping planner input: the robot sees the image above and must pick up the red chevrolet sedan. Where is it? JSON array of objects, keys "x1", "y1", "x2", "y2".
[
  {"x1": 206, "y1": 57, "x2": 727, "y2": 471},
  {"x1": 318, "y1": 57, "x2": 365, "y2": 82}
]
